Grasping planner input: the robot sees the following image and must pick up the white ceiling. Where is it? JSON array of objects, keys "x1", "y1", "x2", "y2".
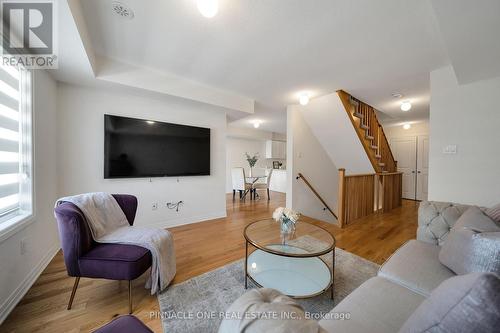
[
  {"x1": 54, "y1": 0, "x2": 500, "y2": 133},
  {"x1": 430, "y1": 0, "x2": 500, "y2": 85}
]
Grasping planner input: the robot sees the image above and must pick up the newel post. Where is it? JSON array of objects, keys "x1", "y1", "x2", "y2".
[{"x1": 337, "y1": 168, "x2": 346, "y2": 228}]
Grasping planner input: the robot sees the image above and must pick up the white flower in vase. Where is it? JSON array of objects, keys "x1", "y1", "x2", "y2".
[{"x1": 273, "y1": 207, "x2": 301, "y2": 234}]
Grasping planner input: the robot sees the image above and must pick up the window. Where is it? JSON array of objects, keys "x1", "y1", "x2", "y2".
[{"x1": 0, "y1": 63, "x2": 32, "y2": 226}]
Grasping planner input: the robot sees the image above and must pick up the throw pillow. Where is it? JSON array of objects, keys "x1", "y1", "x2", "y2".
[
  {"x1": 399, "y1": 273, "x2": 500, "y2": 333},
  {"x1": 486, "y1": 202, "x2": 500, "y2": 223},
  {"x1": 439, "y1": 206, "x2": 500, "y2": 275},
  {"x1": 218, "y1": 288, "x2": 321, "y2": 333}
]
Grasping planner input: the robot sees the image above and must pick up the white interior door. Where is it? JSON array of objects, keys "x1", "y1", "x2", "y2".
[
  {"x1": 416, "y1": 135, "x2": 429, "y2": 201},
  {"x1": 390, "y1": 137, "x2": 417, "y2": 200}
]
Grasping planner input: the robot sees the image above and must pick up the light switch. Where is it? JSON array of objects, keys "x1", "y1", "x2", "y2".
[{"x1": 442, "y1": 145, "x2": 457, "y2": 154}]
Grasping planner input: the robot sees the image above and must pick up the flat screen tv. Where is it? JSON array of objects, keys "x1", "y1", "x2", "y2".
[{"x1": 104, "y1": 115, "x2": 210, "y2": 178}]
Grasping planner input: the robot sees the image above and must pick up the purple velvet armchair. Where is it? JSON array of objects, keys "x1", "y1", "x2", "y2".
[{"x1": 54, "y1": 194, "x2": 152, "y2": 314}]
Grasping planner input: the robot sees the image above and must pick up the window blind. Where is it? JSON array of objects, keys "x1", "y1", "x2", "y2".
[{"x1": 0, "y1": 64, "x2": 21, "y2": 217}]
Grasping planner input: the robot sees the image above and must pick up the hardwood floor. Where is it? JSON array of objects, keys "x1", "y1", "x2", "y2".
[{"x1": 0, "y1": 193, "x2": 418, "y2": 333}]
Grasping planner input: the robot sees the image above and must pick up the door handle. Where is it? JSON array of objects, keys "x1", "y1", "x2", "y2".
[
  {"x1": 417, "y1": 171, "x2": 421, "y2": 174},
  {"x1": 411, "y1": 171, "x2": 415, "y2": 173}
]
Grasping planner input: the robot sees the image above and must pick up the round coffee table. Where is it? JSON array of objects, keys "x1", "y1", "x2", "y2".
[{"x1": 244, "y1": 218, "x2": 336, "y2": 299}]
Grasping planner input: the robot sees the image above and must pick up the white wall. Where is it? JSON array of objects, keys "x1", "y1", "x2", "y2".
[
  {"x1": 298, "y1": 92, "x2": 374, "y2": 175},
  {"x1": 225, "y1": 137, "x2": 267, "y2": 193},
  {"x1": 429, "y1": 66, "x2": 500, "y2": 206},
  {"x1": 384, "y1": 120, "x2": 429, "y2": 141},
  {"x1": 0, "y1": 71, "x2": 60, "y2": 323},
  {"x1": 57, "y1": 83, "x2": 227, "y2": 229},
  {"x1": 226, "y1": 126, "x2": 274, "y2": 141},
  {"x1": 226, "y1": 126, "x2": 286, "y2": 193},
  {"x1": 287, "y1": 107, "x2": 338, "y2": 224}
]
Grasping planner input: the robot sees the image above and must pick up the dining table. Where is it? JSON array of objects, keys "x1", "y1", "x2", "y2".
[{"x1": 244, "y1": 175, "x2": 267, "y2": 200}]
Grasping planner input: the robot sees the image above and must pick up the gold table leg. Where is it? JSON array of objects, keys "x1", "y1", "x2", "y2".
[{"x1": 244, "y1": 241, "x2": 248, "y2": 289}]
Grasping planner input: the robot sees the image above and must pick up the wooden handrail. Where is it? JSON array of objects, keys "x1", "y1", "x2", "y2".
[
  {"x1": 344, "y1": 172, "x2": 376, "y2": 178},
  {"x1": 296, "y1": 173, "x2": 338, "y2": 220},
  {"x1": 377, "y1": 172, "x2": 403, "y2": 176}
]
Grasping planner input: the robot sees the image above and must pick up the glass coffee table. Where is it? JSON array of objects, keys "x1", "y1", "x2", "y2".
[{"x1": 244, "y1": 218, "x2": 336, "y2": 299}]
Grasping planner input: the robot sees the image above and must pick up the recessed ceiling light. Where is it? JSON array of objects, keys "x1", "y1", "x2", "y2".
[
  {"x1": 403, "y1": 123, "x2": 411, "y2": 130},
  {"x1": 197, "y1": 0, "x2": 218, "y2": 18},
  {"x1": 392, "y1": 93, "x2": 403, "y2": 98},
  {"x1": 299, "y1": 93, "x2": 310, "y2": 106},
  {"x1": 146, "y1": 120, "x2": 155, "y2": 125},
  {"x1": 112, "y1": 1, "x2": 134, "y2": 19},
  {"x1": 401, "y1": 101, "x2": 412, "y2": 112},
  {"x1": 253, "y1": 121, "x2": 261, "y2": 129}
]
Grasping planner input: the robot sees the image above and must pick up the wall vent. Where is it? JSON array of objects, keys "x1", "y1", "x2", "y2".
[{"x1": 112, "y1": 2, "x2": 134, "y2": 19}]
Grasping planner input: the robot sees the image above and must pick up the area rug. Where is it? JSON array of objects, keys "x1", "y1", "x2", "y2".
[{"x1": 157, "y1": 236, "x2": 379, "y2": 333}]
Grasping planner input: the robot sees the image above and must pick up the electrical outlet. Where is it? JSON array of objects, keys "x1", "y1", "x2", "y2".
[
  {"x1": 20, "y1": 238, "x2": 28, "y2": 255},
  {"x1": 152, "y1": 203, "x2": 158, "y2": 210}
]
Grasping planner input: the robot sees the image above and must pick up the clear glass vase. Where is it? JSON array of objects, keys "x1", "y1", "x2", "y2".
[{"x1": 280, "y1": 217, "x2": 296, "y2": 245}]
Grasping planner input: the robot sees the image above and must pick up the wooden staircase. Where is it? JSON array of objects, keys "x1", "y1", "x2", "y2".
[
  {"x1": 337, "y1": 90, "x2": 397, "y2": 173},
  {"x1": 333, "y1": 90, "x2": 402, "y2": 227}
]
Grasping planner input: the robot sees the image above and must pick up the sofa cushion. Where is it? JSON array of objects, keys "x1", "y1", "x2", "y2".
[
  {"x1": 319, "y1": 277, "x2": 425, "y2": 333},
  {"x1": 486, "y1": 202, "x2": 500, "y2": 223},
  {"x1": 218, "y1": 288, "x2": 320, "y2": 333},
  {"x1": 418, "y1": 201, "x2": 470, "y2": 245},
  {"x1": 399, "y1": 273, "x2": 500, "y2": 333},
  {"x1": 378, "y1": 240, "x2": 455, "y2": 297},
  {"x1": 439, "y1": 206, "x2": 500, "y2": 275},
  {"x1": 79, "y1": 243, "x2": 152, "y2": 280}
]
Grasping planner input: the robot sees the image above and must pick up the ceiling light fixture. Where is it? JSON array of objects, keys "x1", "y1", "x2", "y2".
[
  {"x1": 392, "y1": 93, "x2": 403, "y2": 99},
  {"x1": 197, "y1": 0, "x2": 218, "y2": 18},
  {"x1": 403, "y1": 123, "x2": 411, "y2": 130},
  {"x1": 299, "y1": 93, "x2": 310, "y2": 106},
  {"x1": 400, "y1": 101, "x2": 412, "y2": 112},
  {"x1": 253, "y1": 121, "x2": 261, "y2": 129},
  {"x1": 146, "y1": 120, "x2": 155, "y2": 125}
]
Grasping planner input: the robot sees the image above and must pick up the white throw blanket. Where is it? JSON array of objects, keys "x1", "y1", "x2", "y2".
[{"x1": 55, "y1": 192, "x2": 176, "y2": 295}]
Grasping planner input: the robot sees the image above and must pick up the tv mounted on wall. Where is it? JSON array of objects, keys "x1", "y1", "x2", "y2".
[{"x1": 104, "y1": 115, "x2": 210, "y2": 178}]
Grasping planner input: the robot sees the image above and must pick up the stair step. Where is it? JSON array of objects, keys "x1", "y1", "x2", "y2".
[
  {"x1": 371, "y1": 145, "x2": 378, "y2": 150},
  {"x1": 360, "y1": 124, "x2": 369, "y2": 130},
  {"x1": 379, "y1": 162, "x2": 385, "y2": 166},
  {"x1": 375, "y1": 154, "x2": 382, "y2": 159},
  {"x1": 366, "y1": 135, "x2": 374, "y2": 140},
  {"x1": 353, "y1": 112, "x2": 364, "y2": 118}
]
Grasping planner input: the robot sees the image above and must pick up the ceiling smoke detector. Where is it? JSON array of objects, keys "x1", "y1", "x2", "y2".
[
  {"x1": 112, "y1": 2, "x2": 134, "y2": 19},
  {"x1": 391, "y1": 92, "x2": 403, "y2": 98}
]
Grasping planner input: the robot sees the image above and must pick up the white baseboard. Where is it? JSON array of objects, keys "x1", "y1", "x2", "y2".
[
  {"x1": 141, "y1": 210, "x2": 227, "y2": 229},
  {"x1": 0, "y1": 243, "x2": 60, "y2": 325}
]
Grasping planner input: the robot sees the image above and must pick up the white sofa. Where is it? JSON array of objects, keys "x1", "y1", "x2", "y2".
[
  {"x1": 318, "y1": 202, "x2": 471, "y2": 332},
  {"x1": 222, "y1": 201, "x2": 474, "y2": 333}
]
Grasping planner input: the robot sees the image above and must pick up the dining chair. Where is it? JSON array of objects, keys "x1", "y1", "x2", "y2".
[
  {"x1": 252, "y1": 169, "x2": 273, "y2": 200},
  {"x1": 54, "y1": 194, "x2": 152, "y2": 314},
  {"x1": 231, "y1": 167, "x2": 253, "y2": 200}
]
